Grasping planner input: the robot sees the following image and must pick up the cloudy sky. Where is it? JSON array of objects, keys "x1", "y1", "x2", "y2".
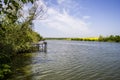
[{"x1": 33, "y1": 0, "x2": 120, "y2": 38}]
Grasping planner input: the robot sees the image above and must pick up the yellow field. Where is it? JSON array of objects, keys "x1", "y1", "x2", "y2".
[{"x1": 82, "y1": 37, "x2": 99, "y2": 41}]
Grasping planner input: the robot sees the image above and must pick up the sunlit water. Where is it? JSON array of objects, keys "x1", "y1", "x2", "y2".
[{"x1": 9, "y1": 40, "x2": 120, "y2": 80}]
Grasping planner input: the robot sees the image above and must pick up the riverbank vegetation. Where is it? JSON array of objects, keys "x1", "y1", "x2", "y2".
[
  {"x1": 71, "y1": 35, "x2": 120, "y2": 42},
  {"x1": 98, "y1": 35, "x2": 120, "y2": 42},
  {"x1": 46, "y1": 35, "x2": 120, "y2": 42},
  {"x1": 0, "y1": 0, "x2": 44, "y2": 79}
]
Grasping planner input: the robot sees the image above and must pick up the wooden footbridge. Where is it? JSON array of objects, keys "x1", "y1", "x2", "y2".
[{"x1": 32, "y1": 41, "x2": 47, "y2": 52}]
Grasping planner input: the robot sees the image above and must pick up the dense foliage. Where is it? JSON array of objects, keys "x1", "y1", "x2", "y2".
[
  {"x1": 0, "y1": 0, "x2": 44, "y2": 79},
  {"x1": 98, "y1": 35, "x2": 120, "y2": 42}
]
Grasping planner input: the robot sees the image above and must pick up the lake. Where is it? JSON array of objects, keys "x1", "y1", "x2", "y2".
[{"x1": 9, "y1": 40, "x2": 120, "y2": 80}]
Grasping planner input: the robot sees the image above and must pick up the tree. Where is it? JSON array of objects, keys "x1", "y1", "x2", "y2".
[
  {"x1": 98, "y1": 35, "x2": 104, "y2": 41},
  {"x1": 1, "y1": 0, "x2": 46, "y2": 53},
  {"x1": 0, "y1": 0, "x2": 46, "y2": 79},
  {"x1": 1, "y1": 0, "x2": 34, "y2": 23}
]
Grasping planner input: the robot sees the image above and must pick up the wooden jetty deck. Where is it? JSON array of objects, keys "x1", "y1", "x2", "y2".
[{"x1": 32, "y1": 41, "x2": 47, "y2": 52}]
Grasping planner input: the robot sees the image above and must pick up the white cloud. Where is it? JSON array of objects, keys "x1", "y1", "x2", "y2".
[
  {"x1": 33, "y1": 0, "x2": 92, "y2": 37},
  {"x1": 83, "y1": 16, "x2": 91, "y2": 20},
  {"x1": 36, "y1": 8, "x2": 91, "y2": 37},
  {"x1": 57, "y1": 0, "x2": 65, "y2": 4}
]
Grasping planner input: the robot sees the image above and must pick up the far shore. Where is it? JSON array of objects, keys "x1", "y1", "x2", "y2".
[{"x1": 45, "y1": 35, "x2": 120, "y2": 42}]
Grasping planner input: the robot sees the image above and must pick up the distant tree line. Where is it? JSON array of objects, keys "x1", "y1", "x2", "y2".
[
  {"x1": 70, "y1": 35, "x2": 120, "y2": 42},
  {"x1": 0, "y1": 0, "x2": 45, "y2": 79},
  {"x1": 98, "y1": 35, "x2": 120, "y2": 42},
  {"x1": 46, "y1": 35, "x2": 120, "y2": 42},
  {"x1": 71, "y1": 38, "x2": 98, "y2": 41},
  {"x1": 46, "y1": 38, "x2": 68, "y2": 40}
]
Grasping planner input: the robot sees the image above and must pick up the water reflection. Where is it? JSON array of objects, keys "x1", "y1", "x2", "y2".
[{"x1": 9, "y1": 40, "x2": 120, "y2": 80}]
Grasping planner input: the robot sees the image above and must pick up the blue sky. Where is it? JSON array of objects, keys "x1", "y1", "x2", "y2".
[{"x1": 34, "y1": 0, "x2": 120, "y2": 38}]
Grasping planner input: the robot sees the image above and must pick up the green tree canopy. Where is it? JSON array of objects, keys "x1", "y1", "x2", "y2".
[{"x1": 0, "y1": 0, "x2": 46, "y2": 79}]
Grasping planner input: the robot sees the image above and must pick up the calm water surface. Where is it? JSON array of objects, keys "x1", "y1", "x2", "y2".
[{"x1": 10, "y1": 40, "x2": 120, "y2": 80}]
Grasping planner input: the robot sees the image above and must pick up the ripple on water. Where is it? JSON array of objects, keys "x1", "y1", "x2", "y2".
[{"x1": 10, "y1": 40, "x2": 120, "y2": 80}]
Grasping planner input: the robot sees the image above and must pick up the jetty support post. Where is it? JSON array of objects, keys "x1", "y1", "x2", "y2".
[{"x1": 43, "y1": 41, "x2": 47, "y2": 52}]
